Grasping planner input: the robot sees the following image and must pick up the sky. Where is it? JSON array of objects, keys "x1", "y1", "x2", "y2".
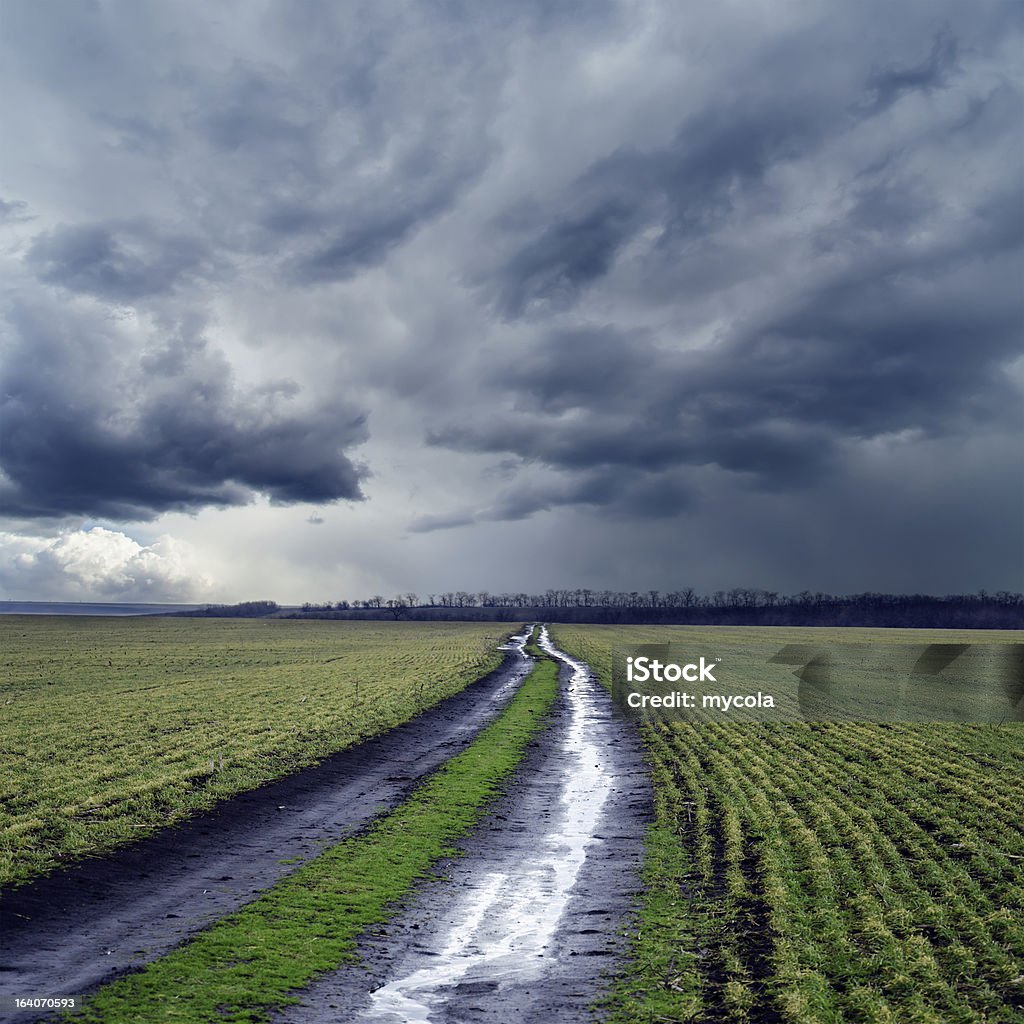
[{"x1": 0, "y1": 0, "x2": 1022, "y2": 604}]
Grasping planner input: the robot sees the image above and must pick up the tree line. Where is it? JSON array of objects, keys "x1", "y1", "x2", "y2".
[
  {"x1": 282, "y1": 589, "x2": 1023, "y2": 629},
  {"x1": 166, "y1": 591, "x2": 1022, "y2": 628}
]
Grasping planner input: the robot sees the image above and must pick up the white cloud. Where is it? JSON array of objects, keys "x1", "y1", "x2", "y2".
[{"x1": 0, "y1": 527, "x2": 214, "y2": 602}]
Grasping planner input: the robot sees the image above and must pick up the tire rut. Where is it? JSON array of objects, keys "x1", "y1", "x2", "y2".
[{"x1": 271, "y1": 627, "x2": 652, "y2": 1024}]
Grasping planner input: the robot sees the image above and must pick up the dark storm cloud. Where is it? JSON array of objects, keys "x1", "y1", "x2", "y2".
[
  {"x1": 485, "y1": 40, "x2": 849, "y2": 318},
  {"x1": 865, "y1": 27, "x2": 959, "y2": 114},
  {"x1": 432, "y1": 202, "x2": 1022, "y2": 512},
  {"x1": 496, "y1": 203, "x2": 642, "y2": 317},
  {"x1": 494, "y1": 325, "x2": 653, "y2": 412},
  {"x1": 291, "y1": 176, "x2": 474, "y2": 284},
  {"x1": 479, "y1": 10, "x2": 1021, "y2": 333},
  {"x1": 182, "y1": 7, "x2": 499, "y2": 282},
  {"x1": 27, "y1": 222, "x2": 211, "y2": 302},
  {"x1": 421, "y1": 6, "x2": 1023, "y2": 529},
  {"x1": 197, "y1": 67, "x2": 314, "y2": 155},
  {"x1": 5, "y1": 0, "x2": 502, "y2": 279},
  {"x1": 409, "y1": 465, "x2": 694, "y2": 532},
  {"x1": 1, "y1": 0, "x2": 1021, "y2": 595},
  {"x1": 0, "y1": 303, "x2": 368, "y2": 519},
  {"x1": 1, "y1": 0, "x2": 506, "y2": 521},
  {"x1": 717, "y1": 264, "x2": 1023, "y2": 439},
  {"x1": 434, "y1": 257, "x2": 1020, "y2": 515},
  {"x1": 295, "y1": 214, "x2": 430, "y2": 283}
]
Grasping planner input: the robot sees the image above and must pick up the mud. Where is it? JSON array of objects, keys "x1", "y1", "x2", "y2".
[
  {"x1": 272, "y1": 628, "x2": 652, "y2": 1024},
  {"x1": 0, "y1": 632, "x2": 533, "y2": 1021}
]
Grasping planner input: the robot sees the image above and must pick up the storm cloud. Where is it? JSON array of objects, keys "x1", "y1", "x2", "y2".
[
  {"x1": 419, "y1": 8, "x2": 1023, "y2": 525},
  {"x1": 26, "y1": 221, "x2": 212, "y2": 302},
  {"x1": 0, "y1": 301, "x2": 368, "y2": 519},
  {"x1": 0, "y1": 0, "x2": 1020, "y2": 599}
]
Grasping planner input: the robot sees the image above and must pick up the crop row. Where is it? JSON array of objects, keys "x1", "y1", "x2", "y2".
[{"x1": 551, "y1": 624, "x2": 1023, "y2": 1023}]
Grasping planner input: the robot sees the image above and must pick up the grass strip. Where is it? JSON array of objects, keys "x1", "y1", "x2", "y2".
[
  {"x1": 598, "y1": 816, "x2": 704, "y2": 1023},
  {"x1": 70, "y1": 655, "x2": 559, "y2": 1024}
]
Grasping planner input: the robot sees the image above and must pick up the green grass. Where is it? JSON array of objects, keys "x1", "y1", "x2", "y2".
[
  {"x1": 551, "y1": 624, "x2": 1024, "y2": 1024},
  {"x1": 70, "y1": 655, "x2": 560, "y2": 1024},
  {"x1": 0, "y1": 617, "x2": 515, "y2": 888}
]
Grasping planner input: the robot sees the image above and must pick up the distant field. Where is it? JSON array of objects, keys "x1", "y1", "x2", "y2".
[
  {"x1": 552, "y1": 624, "x2": 1024, "y2": 1024},
  {"x1": 0, "y1": 617, "x2": 511, "y2": 888}
]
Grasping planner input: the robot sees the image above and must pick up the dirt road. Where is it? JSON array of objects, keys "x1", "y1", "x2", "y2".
[
  {"x1": 271, "y1": 628, "x2": 651, "y2": 1024},
  {"x1": 1, "y1": 629, "x2": 651, "y2": 1023},
  {"x1": 0, "y1": 633, "x2": 533, "y2": 1021}
]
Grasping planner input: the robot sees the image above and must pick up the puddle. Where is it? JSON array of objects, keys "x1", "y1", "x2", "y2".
[{"x1": 357, "y1": 627, "x2": 614, "y2": 1023}]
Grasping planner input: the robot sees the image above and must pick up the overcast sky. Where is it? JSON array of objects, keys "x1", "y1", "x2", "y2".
[{"x1": 1, "y1": 0, "x2": 1021, "y2": 604}]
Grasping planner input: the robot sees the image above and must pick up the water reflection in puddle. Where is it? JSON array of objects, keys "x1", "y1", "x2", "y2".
[{"x1": 359, "y1": 627, "x2": 612, "y2": 1023}]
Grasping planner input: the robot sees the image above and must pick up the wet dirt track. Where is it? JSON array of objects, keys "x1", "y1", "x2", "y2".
[
  {"x1": 272, "y1": 628, "x2": 652, "y2": 1024},
  {"x1": 0, "y1": 635, "x2": 533, "y2": 1022}
]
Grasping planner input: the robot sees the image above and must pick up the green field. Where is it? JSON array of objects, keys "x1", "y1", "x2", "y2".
[
  {"x1": 0, "y1": 617, "x2": 511, "y2": 888},
  {"x1": 72, "y1": 654, "x2": 560, "y2": 1024},
  {"x1": 552, "y1": 624, "x2": 1024, "y2": 1024}
]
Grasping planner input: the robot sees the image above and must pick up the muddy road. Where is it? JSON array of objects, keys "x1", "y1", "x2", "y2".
[
  {"x1": 1, "y1": 629, "x2": 651, "y2": 1023},
  {"x1": 272, "y1": 628, "x2": 651, "y2": 1024},
  {"x1": 0, "y1": 632, "x2": 534, "y2": 1020}
]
